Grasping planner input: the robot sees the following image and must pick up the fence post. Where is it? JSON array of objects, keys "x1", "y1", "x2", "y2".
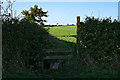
[{"x1": 76, "y1": 16, "x2": 80, "y2": 56}]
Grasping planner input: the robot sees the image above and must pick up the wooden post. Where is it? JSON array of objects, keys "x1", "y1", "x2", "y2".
[{"x1": 76, "y1": 16, "x2": 80, "y2": 56}]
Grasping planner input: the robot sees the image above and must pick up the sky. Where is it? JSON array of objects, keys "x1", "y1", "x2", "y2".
[
  {"x1": 1, "y1": 1, "x2": 119, "y2": 25},
  {"x1": 118, "y1": 2, "x2": 120, "y2": 21},
  {"x1": 1, "y1": 0, "x2": 120, "y2": 2}
]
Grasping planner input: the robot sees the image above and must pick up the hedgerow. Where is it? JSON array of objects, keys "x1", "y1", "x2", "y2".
[
  {"x1": 79, "y1": 17, "x2": 120, "y2": 64},
  {"x1": 2, "y1": 20, "x2": 51, "y2": 74}
]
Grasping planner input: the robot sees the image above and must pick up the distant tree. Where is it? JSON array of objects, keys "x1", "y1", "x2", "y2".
[
  {"x1": 67, "y1": 24, "x2": 69, "y2": 26},
  {"x1": 71, "y1": 24, "x2": 75, "y2": 26},
  {"x1": 56, "y1": 23, "x2": 58, "y2": 26},
  {"x1": 21, "y1": 5, "x2": 48, "y2": 26}
]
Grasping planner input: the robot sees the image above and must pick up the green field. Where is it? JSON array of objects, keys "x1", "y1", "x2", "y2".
[{"x1": 44, "y1": 26, "x2": 77, "y2": 43}]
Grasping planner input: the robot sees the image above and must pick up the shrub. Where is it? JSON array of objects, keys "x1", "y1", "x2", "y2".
[
  {"x1": 78, "y1": 16, "x2": 120, "y2": 64},
  {"x1": 2, "y1": 20, "x2": 51, "y2": 74}
]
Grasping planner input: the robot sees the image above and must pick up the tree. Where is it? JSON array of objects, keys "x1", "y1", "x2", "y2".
[
  {"x1": 21, "y1": 5, "x2": 48, "y2": 25},
  {"x1": 1, "y1": 0, "x2": 21, "y2": 24}
]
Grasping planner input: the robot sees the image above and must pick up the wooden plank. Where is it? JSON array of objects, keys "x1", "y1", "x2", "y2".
[
  {"x1": 44, "y1": 55, "x2": 72, "y2": 59},
  {"x1": 43, "y1": 49, "x2": 72, "y2": 53}
]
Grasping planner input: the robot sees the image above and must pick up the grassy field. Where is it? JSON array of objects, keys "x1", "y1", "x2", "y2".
[
  {"x1": 44, "y1": 26, "x2": 77, "y2": 43},
  {"x1": 44, "y1": 26, "x2": 77, "y2": 36}
]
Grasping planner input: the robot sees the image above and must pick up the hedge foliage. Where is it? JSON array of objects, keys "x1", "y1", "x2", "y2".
[
  {"x1": 2, "y1": 20, "x2": 51, "y2": 74},
  {"x1": 79, "y1": 17, "x2": 120, "y2": 63}
]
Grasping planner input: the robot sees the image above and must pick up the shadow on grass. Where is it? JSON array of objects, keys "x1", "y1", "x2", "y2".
[{"x1": 43, "y1": 34, "x2": 76, "y2": 51}]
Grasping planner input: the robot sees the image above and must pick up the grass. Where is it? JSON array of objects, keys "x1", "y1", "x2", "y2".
[
  {"x1": 3, "y1": 70, "x2": 44, "y2": 78},
  {"x1": 49, "y1": 68, "x2": 118, "y2": 78},
  {"x1": 0, "y1": 54, "x2": 1, "y2": 79},
  {"x1": 57, "y1": 37, "x2": 76, "y2": 43},
  {"x1": 42, "y1": 58, "x2": 119, "y2": 78},
  {"x1": 44, "y1": 26, "x2": 77, "y2": 43},
  {"x1": 44, "y1": 26, "x2": 76, "y2": 37},
  {"x1": 46, "y1": 35, "x2": 75, "y2": 49},
  {"x1": 4, "y1": 63, "x2": 119, "y2": 78}
]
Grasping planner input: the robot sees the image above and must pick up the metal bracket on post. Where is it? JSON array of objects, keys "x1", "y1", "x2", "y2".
[{"x1": 76, "y1": 16, "x2": 80, "y2": 57}]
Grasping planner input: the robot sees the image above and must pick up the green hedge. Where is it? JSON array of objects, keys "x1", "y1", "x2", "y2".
[
  {"x1": 78, "y1": 17, "x2": 120, "y2": 63},
  {"x1": 2, "y1": 21, "x2": 51, "y2": 74}
]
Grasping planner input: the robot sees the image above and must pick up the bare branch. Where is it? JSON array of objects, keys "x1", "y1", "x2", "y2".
[{"x1": 13, "y1": 0, "x2": 16, "y2": 3}]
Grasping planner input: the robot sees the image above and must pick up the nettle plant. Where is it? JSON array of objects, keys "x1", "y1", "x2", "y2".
[{"x1": 79, "y1": 16, "x2": 120, "y2": 63}]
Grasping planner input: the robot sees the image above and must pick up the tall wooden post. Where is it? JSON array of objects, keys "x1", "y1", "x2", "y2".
[{"x1": 76, "y1": 16, "x2": 80, "y2": 56}]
